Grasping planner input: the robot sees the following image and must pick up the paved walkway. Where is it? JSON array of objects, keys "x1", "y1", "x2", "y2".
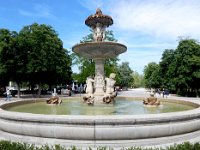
[
  {"x1": 118, "y1": 88, "x2": 200, "y2": 103},
  {"x1": 0, "y1": 88, "x2": 200, "y2": 105}
]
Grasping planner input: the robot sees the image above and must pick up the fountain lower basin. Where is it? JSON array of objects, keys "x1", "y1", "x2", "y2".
[
  {"x1": 4, "y1": 97, "x2": 196, "y2": 115},
  {"x1": 0, "y1": 97, "x2": 200, "y2": 148}
]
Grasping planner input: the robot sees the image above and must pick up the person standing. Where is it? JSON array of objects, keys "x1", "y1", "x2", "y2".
[
  {"x1": 5, "y1": 88, "x2": 11, "y2": 101},
  {"x1": 162, "y1": 88, "x2": 165, "y2": 98}
]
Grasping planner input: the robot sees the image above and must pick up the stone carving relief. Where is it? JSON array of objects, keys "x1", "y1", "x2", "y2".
[
  {"x1": 143, "y1": 93, "x2": 160, "y2": 106},
  {"x1": 103, "y1": 73, "x2": 117, "y2": 103},
  {"x1": 92, "y1": 23, "x2": 106, "y2": 42},
  {"x1": 83, "y1": 76, "x2": 95, "y2": 104}
]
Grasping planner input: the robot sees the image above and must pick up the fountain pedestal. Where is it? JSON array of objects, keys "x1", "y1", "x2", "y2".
[{"x1": 94, "y1": 58, "x2": 105, "y2": 96}]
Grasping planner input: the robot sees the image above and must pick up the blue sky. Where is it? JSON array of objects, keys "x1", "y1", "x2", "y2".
[{"x1": 1, "y1": 0, "x2": 200, "y2": 74}]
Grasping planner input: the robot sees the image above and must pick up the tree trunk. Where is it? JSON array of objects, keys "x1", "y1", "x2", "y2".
[
  {"x1": 49, "y1": 84, "x2": 52, "y2": 91},
  {"x1": 196, "y1": 89, "x2": 199, "y2": 97},
  {"x1": 37, "y1": 83, "x2": 42, "y2": 98},
  {"x1": 17, "y1": 83, "x2": 20, "y2": 98}
]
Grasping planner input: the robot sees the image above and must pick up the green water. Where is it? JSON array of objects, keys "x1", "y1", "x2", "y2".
[{"x1": 6, "y1": 98, "x2": 197, "y2": 115}]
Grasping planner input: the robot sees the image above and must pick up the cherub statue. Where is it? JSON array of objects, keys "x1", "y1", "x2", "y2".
[
  {"x1": 103, "y1": 73, "x2": 117, "y2": 103},
  {"x1": 83, "y1": 76, "x2": 95, "y2": 104},
  {"x1": 92, "y1": 23, "x2": 106, "y2": 42}
]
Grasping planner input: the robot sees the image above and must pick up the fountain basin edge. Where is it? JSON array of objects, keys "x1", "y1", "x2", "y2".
[
  {"x1": 0, "y1": 97, "x2": 200, "y2": 147},
  {"x1": 72, "y1": 42, "x2": 127, "y2": 59}
]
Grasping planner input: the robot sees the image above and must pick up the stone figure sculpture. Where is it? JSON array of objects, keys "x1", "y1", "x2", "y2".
[
  {"x1": 46, "y1": 93, "x2": 62, "y2": 105},
  {"x1": 83, "y1": 76, "x2": 95, "y2": 104},
  {"x1": 103, "y1": 73, "x2": 117, "y2": 103},
  {"x1": 143, "y1": 93, "x2": 160, "y2": 106},
  {"x1": 92, "y1": 23, "x2": 106, "y2": 42},
  {"x1": 94, "y1": 72, "x2": 105, "y2": 93}
]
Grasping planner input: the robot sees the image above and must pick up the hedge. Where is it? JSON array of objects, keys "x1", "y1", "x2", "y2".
[{"x1": 0, "y1": 141, "x2": 200, "y2": 150}]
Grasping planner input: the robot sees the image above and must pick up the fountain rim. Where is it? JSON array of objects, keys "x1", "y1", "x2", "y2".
[
  {"x1": 72, "y1": 41, "x2": 127, "y2": 49},
  {"x1": 1, "y1": 97, "x2": 200, "y2": 146},
  {"x1": 0, "y1": 97, "x2": 200, "y2": 124}
]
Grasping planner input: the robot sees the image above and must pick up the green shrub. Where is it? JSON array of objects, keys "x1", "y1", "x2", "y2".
[
  {"x1": 97, "y1": 146, "x2": 114, "y2": 150},
  {"x1": 0, "y1": 140, "x2": 199, "y2": 150},
  {"x1": 166, "y1": 142, "x2": 200, "y2": 150},
  {"x1": 0, "y1": 141, "x2": 35, "y2": 150}
]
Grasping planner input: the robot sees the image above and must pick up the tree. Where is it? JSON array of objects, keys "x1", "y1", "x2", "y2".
[
  {"x1": 72, "y1": 30, "x2": 118, "y2": 83},
  {"x1": 116, "y1": 62, "x2": 134, "y2": 89},
  {"x1": 18, "y1": 23, "x2": 72, "y2": 97},
  {"x1": 172, "y1": 39, "x2": 200, "y2": 96},
  {"x1": 0, "y1": 29, "x2": 14, "y2": 87},
  {"x1": 143, "y1": 62, "x2": 162, "y2": 89},
  {"x1": 0, "y1": 28, "x2": 32, "y2": 97},
  {"x1": 132, "y1": 71, "x2": 144, "y2": 88},
  {"x1": 151, "y1": 38, "x2": 200, "y2": 96},
  {"x1": 159, "y1": 49, "x2": 176, "y2": 90},
  {"x1": 71, "y1": 55, "x2": 95, "y2": 83}
]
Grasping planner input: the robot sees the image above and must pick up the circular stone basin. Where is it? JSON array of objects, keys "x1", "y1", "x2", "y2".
[
  {"x1": 72, "y1": 42, "x2": 127, "y2": 59},
  {"x1": 0, "y1": 97, "x2": 200, "y2": 148},
  {"x1": 4, "y1": 97, "x2": 197, "y2": 115}
]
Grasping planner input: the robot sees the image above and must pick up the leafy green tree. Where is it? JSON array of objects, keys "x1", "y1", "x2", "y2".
[
  {"x1": 116, "y1": 62, "x2": 134, "y2": 89},
  {"x1": 71, "y1": 56, "x2": 95, "y2": 83},
  {"x1": 0, "y1": 29, "x2": 15, "y2": 87},
  {"x1": 172, "y1": 39, "x2": 200, "y2": 96},
  {"x1": 18, "y1": 23, "x2": 72, "y2": 97},
  {"x1": 0, "y1": 25, "x2": 72, "y2": 97},
  {"x1": 144, "y1": 62, "x2": 162, "y2": 89},
  {"x1": 132, "y1": 71, "x2": 144, "y2": 88},
  {"x1": 150, "y1": 38, "x2": 200, "y2": 96},
  {"x1": 159, "y1": 49, "x2": 176, "y2": 90},
  {"x1": 0, "y1": 29, "x2": 26, "y2": 97},
  {"x1": 72, "y1": 30, "x2": 118, "y2": 83},
  {"x1": 0, "y1": 28, "x2": 28, "y2": 97}
]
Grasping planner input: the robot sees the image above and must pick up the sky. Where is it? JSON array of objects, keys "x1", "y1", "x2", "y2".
[{"x1": 1, "y1": 0, "x2": 200, "y2": 74}]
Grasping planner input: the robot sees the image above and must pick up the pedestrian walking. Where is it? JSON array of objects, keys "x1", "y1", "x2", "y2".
[{"x1": 5, "y1": 88, "x2": 11, "y2": 101}]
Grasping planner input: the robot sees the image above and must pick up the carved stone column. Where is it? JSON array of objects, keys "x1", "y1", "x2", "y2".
[{"x1": 94, "y1": 58, "x2": 105, "y2": 98}]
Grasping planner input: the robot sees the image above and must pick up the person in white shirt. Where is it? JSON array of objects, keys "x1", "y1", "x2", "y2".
[{"x1": 5, "y1": 88, "x2": 11, "y2": 101}]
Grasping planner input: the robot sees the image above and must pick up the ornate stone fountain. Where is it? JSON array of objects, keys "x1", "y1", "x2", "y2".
[
  {"x1": 72, "y1": 8, "x2": 127, "y2": 104},
  {"x1": 0, "y1": 8, "x2": 200, "y2": 149}
]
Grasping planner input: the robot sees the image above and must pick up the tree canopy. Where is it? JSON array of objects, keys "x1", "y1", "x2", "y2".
[
  {"x1": 0, "y1": 23, "x2": 72, "y2": 97},
  {"x1": 144, "y1": 62, "x2": 161, "y2": 89},
  {"x1": 144, "y1": 38, "x2": 200, "y2": 97},
  {"x1": 18, "y1": 23, "x2": 72, "y2": 87},
  {"x1": 0, "y1": 29, "x2": 19, "y2": 87},
  {"x1": 116, "y1": 62, "x2": 134, "y2": 89},
  {"x1": 132, "y1": 71, "x2": 144, "y2": 88}
]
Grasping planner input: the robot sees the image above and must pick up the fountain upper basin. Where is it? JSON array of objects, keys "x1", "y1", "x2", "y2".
[{"x1": 72, "y1": 42, "x2": 127, "y2": 59}]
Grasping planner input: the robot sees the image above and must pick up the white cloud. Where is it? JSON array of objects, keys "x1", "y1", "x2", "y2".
[
  {"x1": 76, "y1": 0, "x2": 200, "y2": 74},
  {"x1": 109, "y1": 0, "x2": 200, "y2": 40},
  {"x1": 19, "y1": 4, "x2": 52, "y2": 18},
  {"x1": 107, "y1": 0, "x2": 200, "y2": 73}
]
